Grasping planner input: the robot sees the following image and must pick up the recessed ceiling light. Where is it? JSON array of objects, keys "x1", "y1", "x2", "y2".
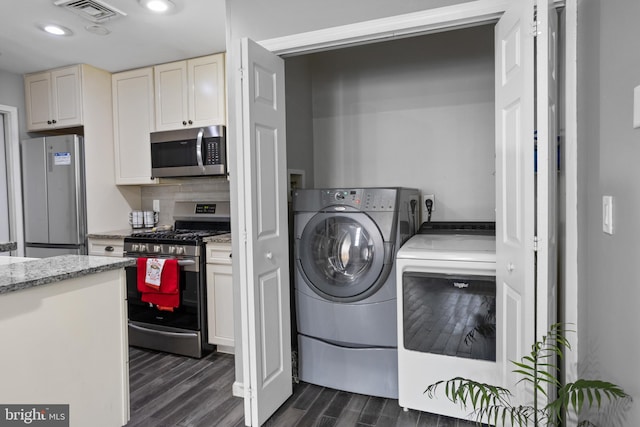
[
  {"x1": 138, "y1": 0, "x2": 174, "y2": 13},
  {"x1": 40, "y1": 24, "x2": 73, "y2": 36}
]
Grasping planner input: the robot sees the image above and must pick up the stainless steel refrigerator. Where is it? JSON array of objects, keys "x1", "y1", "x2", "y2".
[{"x1": 21, "y1": 135, "x2": 87, "y2": 258}]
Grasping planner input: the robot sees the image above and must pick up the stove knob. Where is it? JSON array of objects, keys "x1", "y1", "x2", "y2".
[
  {"x1": 168, "y1": 246, "x2": 176, "y2": 254},
  {"x1": 176, "y1": 247, "x2": 185, "y2": 255},
  {"x1": 153, "y1": 245, "x2": 162, "y2": 253},
  {"x1": 131, "y1": 244, "x2": 139, "y2": 252},
  {"x1": 140, "y1": 244, "x2": 148, "y2": 252}
]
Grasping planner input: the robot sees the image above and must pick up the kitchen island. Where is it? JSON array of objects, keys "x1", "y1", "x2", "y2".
[{"x1": 0, "y1": 255, "x2": 135, "y2": 427}]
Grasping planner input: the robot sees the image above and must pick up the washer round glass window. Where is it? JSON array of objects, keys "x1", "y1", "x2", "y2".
[{"x1": 298, "y1": 213, "x2": 386, "y2": 301}]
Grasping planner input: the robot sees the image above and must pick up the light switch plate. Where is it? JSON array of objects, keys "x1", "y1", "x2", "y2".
[
  {"x1": 603, "y1": 195, "x2": 613, "y2": 235},
  {"x1": 634, "y1": 86, "x2": 640, "y2": 128}
]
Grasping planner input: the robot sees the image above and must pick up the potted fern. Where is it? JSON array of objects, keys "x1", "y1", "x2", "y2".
[{"x1": 425, "y1": 323, "x2": 630, "y2": 426}]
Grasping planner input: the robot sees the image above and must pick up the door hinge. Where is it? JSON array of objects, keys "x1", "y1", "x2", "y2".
[
  {"x1": 238, "y1": 67, "x2": 245, "y2": 80},
  {"x1": 531, "y1": 21, "x2": 541, "y2": 37},
  {"x1": 533, "y1": 235, "x2": 539, "y2": 252}
]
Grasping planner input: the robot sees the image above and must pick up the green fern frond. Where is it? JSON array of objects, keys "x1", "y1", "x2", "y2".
[
  {"x1": 425, "y1": 377, "x2": 512, "y2": 411},
  {"x1": 555, "y1": 379, "x2": 630, "y2": 415},
  {"x1": 425, "y1": 323, "x2": 629, "y2": 426}
]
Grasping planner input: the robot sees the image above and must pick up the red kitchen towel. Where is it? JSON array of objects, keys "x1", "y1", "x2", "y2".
[{"x1": 137, "y1": 258, "x2": 180, "y2": 309}]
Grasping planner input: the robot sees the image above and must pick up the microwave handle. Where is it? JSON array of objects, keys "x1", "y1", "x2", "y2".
[{"x1": 196, "y1": 128, "x2": 204, "y2": 168}]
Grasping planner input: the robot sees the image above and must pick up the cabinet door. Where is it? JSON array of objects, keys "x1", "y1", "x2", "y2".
[
  {"x1": 188, "y1": 54, "x2": 226, "y2": 127},
  {"x1": 24, "y1": 71, "x2": 54, "y2": 131},
  {"x1": 112, "y1": 68, "x2": 156, "y2": 185},
  {"x1": 24, "y1": 66, "x2": 82, "y2": 131},
  {"x1": 206, "y1": 263, "x2": 235, "y2": 349},
  {"x1": 51, "y1": 66, "x2": 83, "y2": 128},
  {"x1": 154, "y1": 61, "x2": 189, "y2": 131}
]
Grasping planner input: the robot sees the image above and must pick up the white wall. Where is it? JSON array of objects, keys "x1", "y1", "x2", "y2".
[
  {"x1": 285, "y1": 57, "x2": 315, "y2": 188},
  {"x1": 579, "y1": 0, "x2": 639, "y2": 425},
  {"x1": 306, "y1": 26, "x2": 495, "y2": 221},
  {"x1": 0, "y1": 70, "x2": 28, "y2": 141},
  {"x1": 226, "y1": 0, "x2": 473, "y2": 42},
  {"x1": 0, "y1": 70, "x2": 28, "y2": 256}
]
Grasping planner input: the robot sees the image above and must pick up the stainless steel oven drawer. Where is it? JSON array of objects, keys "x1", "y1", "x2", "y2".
[{"x1": 129, "y1": 321, "x2": 203, "y2": 358}]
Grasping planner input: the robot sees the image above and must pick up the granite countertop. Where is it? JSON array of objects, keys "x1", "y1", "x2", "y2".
[
  {"x1": 204, "y1": 233, "x2": 232, "y2": 244},
  {"x1": 0, "y1": 242, "x2": 17, "y2": 252},
  {"x1": 0, "y1": 255, "x2": 135, "y2": 295},
  {"x1": 87, "y1": 228, "x2": 143, "y2": 239}
]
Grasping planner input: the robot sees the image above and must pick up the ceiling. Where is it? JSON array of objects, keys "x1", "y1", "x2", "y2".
[{"x1": 0, "y1": 0, "x2": 227, "y2": 75}]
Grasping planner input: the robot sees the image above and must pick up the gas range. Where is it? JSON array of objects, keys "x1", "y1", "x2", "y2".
[
  {"x1": 124, "y1": 229, "x2": 229, "y2": 257},
  {"x1": 124, "y1": 200, "x2": 230, "y2": 358},
  {"x1": 124, "y1": 201, "x2": 231, "y2": 257}
]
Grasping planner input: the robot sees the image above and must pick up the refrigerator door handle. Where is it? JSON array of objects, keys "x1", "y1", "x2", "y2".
[{"x1": 48, "y1": 150, "x2": 54, "y2": 173}]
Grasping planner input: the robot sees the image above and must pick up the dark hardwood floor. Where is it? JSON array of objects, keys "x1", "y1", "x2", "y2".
[{"x1": 126, "y1": 347, "x2": 480, "y2": 427}]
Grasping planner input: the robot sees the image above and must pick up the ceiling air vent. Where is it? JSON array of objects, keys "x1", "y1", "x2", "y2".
[{"x1": 53, "y1": 0, "x2": 127, "y2": 23}]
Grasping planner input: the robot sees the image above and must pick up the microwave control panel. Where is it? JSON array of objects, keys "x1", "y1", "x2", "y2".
[{"x1": 205, "y1": 139, "x2": 221, "y2": 165}]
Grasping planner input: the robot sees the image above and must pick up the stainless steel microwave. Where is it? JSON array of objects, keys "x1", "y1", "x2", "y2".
[{"x1": 150, "y1": 125, "x2": 226, "y2": 178}]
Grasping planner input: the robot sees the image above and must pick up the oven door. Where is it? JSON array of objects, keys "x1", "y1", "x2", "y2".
[{"x1": 125, "y1": 257, "x2": 203, "y2": 331}]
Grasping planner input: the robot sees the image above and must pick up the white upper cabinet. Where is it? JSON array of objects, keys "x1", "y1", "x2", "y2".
[
  {"x1": 154, "y1": 53, "x2": 226, "y2": 131},
  {"x1": 24, "y1": 65, "x2": 83, "y2": 131},
  {"x1": 112, "y1": 67, "x2": 156, "y2": 185}
]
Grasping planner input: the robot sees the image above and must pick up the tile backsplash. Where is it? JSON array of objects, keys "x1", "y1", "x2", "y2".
[{"x1": 140, "y1": 177, "x2": 230, "y2": 226}]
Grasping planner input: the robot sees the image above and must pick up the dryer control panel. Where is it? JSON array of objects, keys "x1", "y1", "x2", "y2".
[
  {"x1": 362, "y1": 189, "x2": 398, "y2": 211},
  {"x1": 324, "y1": 189, "x2": 362, "y2": 205},
  {"x1": 318, "y1": 188, "x2": 398, "y2": 211}
]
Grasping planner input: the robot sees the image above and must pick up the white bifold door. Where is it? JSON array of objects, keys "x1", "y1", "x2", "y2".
[
  {"x1": 235, "y1": 38, "x2": 292, "y2": 427},
  {"x1": 495, "y1": 0, "x2": 558, "y2": 405},
  {"x1": 235, "y1": 0, "x2": 558, "y2": 421}
]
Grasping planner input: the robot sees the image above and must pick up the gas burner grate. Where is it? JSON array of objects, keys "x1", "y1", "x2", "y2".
[{"x1": 128, "y1": 229, "x2": 229, "y2": 241}]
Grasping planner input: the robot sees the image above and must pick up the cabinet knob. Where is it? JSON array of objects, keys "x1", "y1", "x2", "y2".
[
  {"x1": 188, "y1": 120, "x2": 193, "y2": 125},
  {"x1": 52, "y1": 119, "x2": 57, "y2": 124},
  {"x1": 182, "y1": 121, "x2": 187, "y2": 126},
  {"x1": 47, "y1": 120, "x2": 52, "y2": 124},
  {"x1": 105, "y1": 246, "x2": 114, "y2": 252}
]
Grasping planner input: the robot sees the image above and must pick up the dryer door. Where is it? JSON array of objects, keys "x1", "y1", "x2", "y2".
[{"x1": 298, "y1": 212, "x2": 388, "y2": 301}]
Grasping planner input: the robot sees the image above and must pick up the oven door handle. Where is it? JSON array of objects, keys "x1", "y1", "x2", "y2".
[
  {"x1": 177, "y1": 259, "x2": 196, "y2": 266},
  {"x1": 129, "y1": 322, "x2": 199, "y2": 339}
]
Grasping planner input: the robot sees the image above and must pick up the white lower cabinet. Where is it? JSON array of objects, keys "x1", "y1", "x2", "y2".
[
  {"x1": 88, "y1": 237, "x2": 125, "y2": 257},
  {"x1": 206, "y1": 242, "x2": 234, "y2": 353}
]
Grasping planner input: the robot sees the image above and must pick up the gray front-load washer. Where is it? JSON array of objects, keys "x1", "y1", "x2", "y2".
[{"x1": 293, "y1": 187, "x2": 419, "y2": 398}]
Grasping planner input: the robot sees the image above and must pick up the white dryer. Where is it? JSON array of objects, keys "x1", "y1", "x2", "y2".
[
  {"x1": 293, "y1": 187, "x2": 419, "y2": 399},
  {"x1": 395, "y1": 222, "x2": 497, "y2": 420}
]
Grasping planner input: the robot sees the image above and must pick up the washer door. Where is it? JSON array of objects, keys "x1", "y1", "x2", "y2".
[{"x1": 298, "y1": 212, "x2": 387, "y2": 301}]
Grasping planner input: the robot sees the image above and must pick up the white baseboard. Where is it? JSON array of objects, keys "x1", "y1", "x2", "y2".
[{"x1": 232, "y1": 381, "x2": 244, "y2": 398}]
